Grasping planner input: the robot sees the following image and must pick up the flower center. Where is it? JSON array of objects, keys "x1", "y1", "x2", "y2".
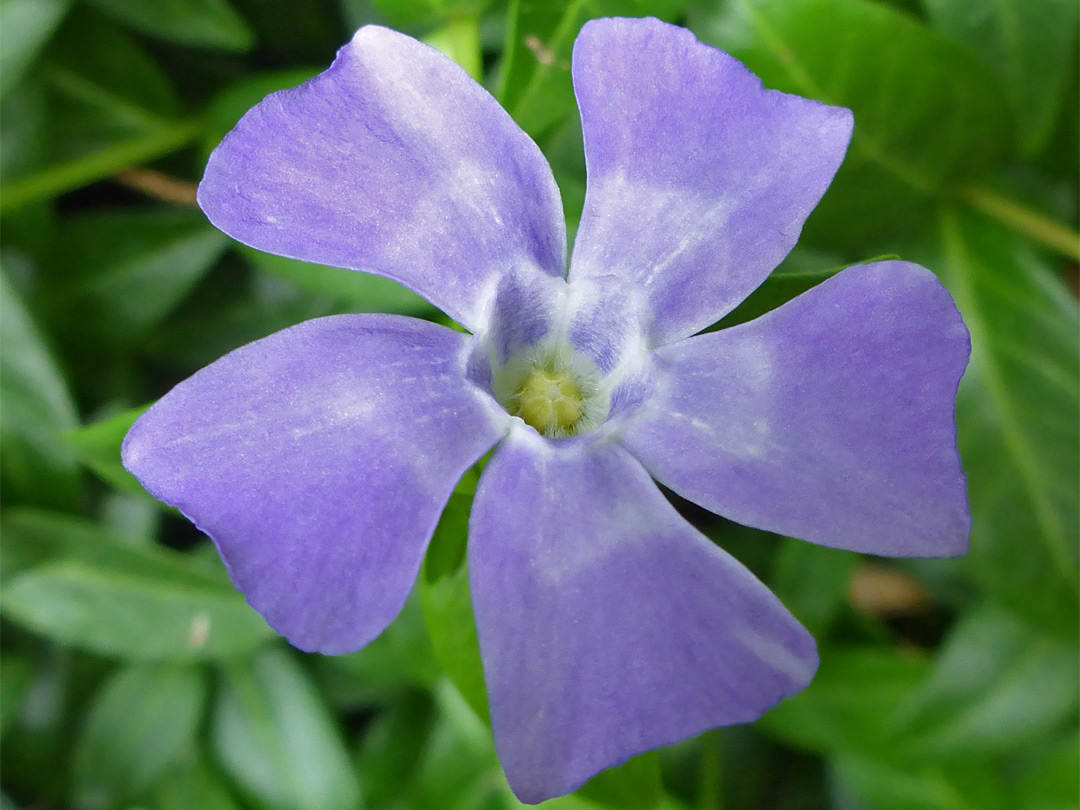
[{"x1": 511, "y1": 368, "x2": 585, "y2": 436}]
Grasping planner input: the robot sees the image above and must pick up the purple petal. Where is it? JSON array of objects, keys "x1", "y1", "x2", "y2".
[
  {"x1": 569, "y1": 17, "x2": 853, "y2": 344},
  {"x1": 620, "y1": 262, "x2": 972, "y2": 557},
  {"x1": 469, "y1": 429, "x2": 816, "y2": 804},
  {"x1": 123, "y1": 315, "x2": 508, "y2": 654},
  {"x1": 198, "y1": 26, "x2": 566, "y2": 331}
]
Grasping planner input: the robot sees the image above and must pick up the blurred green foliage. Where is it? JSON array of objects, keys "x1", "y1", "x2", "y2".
[{"x1": 1, "y1": 0, "x2": 1077, "y2": 808}]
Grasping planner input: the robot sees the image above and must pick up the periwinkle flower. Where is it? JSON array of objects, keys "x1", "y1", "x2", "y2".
[{"x1": 123, "y1": 17, "x2": 971, "y2": 803}]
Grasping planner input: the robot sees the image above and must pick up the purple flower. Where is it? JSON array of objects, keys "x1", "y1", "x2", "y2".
[{"x1": 123, "y1": 17, "x2": 971, "y2": 804}]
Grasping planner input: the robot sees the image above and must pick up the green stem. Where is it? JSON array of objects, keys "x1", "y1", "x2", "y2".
[
  {"x1": 960, "y1": 185, "x2": 1080, "y2": 262},
  {"x1": 0, "y1": 121, "x2": 201, "y2": 213}
]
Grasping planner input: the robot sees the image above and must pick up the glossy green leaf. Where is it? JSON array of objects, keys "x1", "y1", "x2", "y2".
[
  {"x1": 0, "y1": 268, "x2": 80, "y2": 510},
  {"x1": 0, "y1": 11, "x2": 196, "y2": 209},
  {"x1": 1015, "y1": 733, "x2": 1080, "y2": 810},
  {"x1": 761, "y1": 647, "x2": 929, "y2": 756},
  {"x1": 44, "y1": 10, "x2": 182, "y2": 128},
  {"x1": 938, "y1": 207, "x2": 1079, "y2": 635},
  {"x1": 714, "y1": 248, "x2": 877, "y2": 330},
  {"x1": 152, "y1": 759, "x2": 242, "y2": 810},
  {"x1": 0, "y1": 656, "x2": 34, "y2": 739},
  {"x1": 0, "y1": 81, "x2": 50, "y2": 185},
  {"x1": 768, "y1": 538, "x2": 857, "y2": 636},
  {"x1": 0, "y1": 510, "x2": 228, "y2": 587},
  {"x1": 317, "y1": 593, "x2": 440, "y2": 708},
  {"x1": 0, "y1": 553, "x2": 272, "y2": 661},
  {"x1": 922, "y1": 0, "x2": 1079, "y2": 155},
  {"x1": 369, "y1": 0, "x2": 491, "y2": 28},
  {"x1": 72, "y1": 663, "x2": 206, "y2": 808},
  {"x1": 242, "y1": 248, "x2": 432, "y2": 317},
  {"x1": 577, "y1": 753, "x2": 663, "y2": 810},
  {"x1": 356, "y1": 690, "x2": 437, "y2": 807},
  {"x1": 696, "y1": 0, "x2": 1012, "y2": 249},
  {"x1": 83, "y1": 0, "x2": 253, "y2": 52},
  {"x1": 394, "y1": 679, "x2": 505, "y2": 809},
  {"x1": 64, "y1": 406, "x2": 151, "y2": 499},
  {"x1": 400, "y1": 680, "x2": 658, "y2": 810},
  {"x1": 421, "y1": 491, "x2": 490, "y2": 724},
  {"x1": 497, "y1": 0, "x2": 587, "y2": 137},
  {"x1": 212, "y1": 648, "x2": 361, "y2": 810},
  {"x1": 144, "y1": 270, "x2": 337, "y2": 371},
  {"x1": 498, "y1": 0, "x2": 690, "y2": 138},
  {"x1": 45, "y1": 210, "x2": 228, "y2": 346},
  {"x1": 832, "y1": 752, "x2": 1007, "y2": 810},
  {"x1": 0, "y1": 0, "x2": 69, "y2": 98},
  {"x1": 424, "y1": 16, "x2": 483, "y2": 80},
  {"x1": 894, "y1": 606, "x2": 1079, "y2": 755}
]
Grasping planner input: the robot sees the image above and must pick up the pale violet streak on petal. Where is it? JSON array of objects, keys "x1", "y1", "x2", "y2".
[
  {"x1": 123, "y1": 315, "x2": 509, "y2": 655},
  {"x1": 469, "y1": 428, "x2": 816, "y2": 804},
  {"x1": 198, "y1": 25, "x2": 566, "y2": 331},
  {"x1": 620, "y1": 262, "x2": 972, "y2": 558},
  {"x1": 568, "y1": 17, "x2": 853, "y2": 345}
]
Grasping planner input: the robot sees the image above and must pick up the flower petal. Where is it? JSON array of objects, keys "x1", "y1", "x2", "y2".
[
  {"x1": 569, "y1": 17, "x2": 853, "y2": 344},
  {"x1": 469, "y1": 429, "x2": 816, "y2": 803},
  {"x1": 123, "y1": 315, "x2": 508, "y2": 654},
  {"x1": 198, "y1": 26, "x2": 566, "y2": 331},
  {"x1": 620, "y1": 262, "x2": 972, "y2": 557}
]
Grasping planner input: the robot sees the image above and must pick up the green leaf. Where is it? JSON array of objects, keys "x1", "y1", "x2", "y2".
[
  {"x1": 212, "y1": 648, "x2": 361, "y2": 810},
  {"x1": 72, "y1": 663, "x2": 206, "y2": 809},
  {"x1": 43, "y1": 9, "x2": 182, "y2": 129},
  {"x1": 394, "y1": 679, "x2": 503, "y2": 809},
  {"x1": 0, "y1": 509, "x2": 228, "y2": 588},
  {"x1": 0, "y1": 121, "x2": 199, "y2": 213},
  {"x1": 768, "y1": 538, "x2": 857, "y2": 636},
  {"x1": 368, "y1": 0, "x2": 491, "y2": 28},
  {"x1": 242, "y1": 248, "x2": 432, "y2": 317},
  {"x1": 761, "y1": 647, "x2": 930, "y2": 756},
  {"x1": 713, "y1": 248, "x2": 856, "y2": 329},
  {"x1": 893, "y1": 606, "x2": 1079, "y2": 755},
  {"x1": 399, "y1": 680, "x2": 642, "y2": 810},
  {"x1": 151, "y1": 759, "x2": 242, "y2": 810},
  {"x1": 498, "y1": 0, "x2": 690, "y2": 138},
  {"x1": 831, "y1": 752, "x2": 1007, "y2": 810},
  {"x1": 0, "y1": 543, "x2": 272, "y2": 660},
  {"x1": 577, "y1": 752, "x2": 663, "y2": 810},
  {"x1": 0, "y1": 10, "x2": 197, "y2": 210},
  {"x1": 45, "y1": 210, "x2": 228, "y2": 346},
  {"x1": 0, "y1": 81, "x2": 50, "y2": 184},
  {"x1": 424, "y1": 16, "x2": 483, "y2": 80},
  {"x1": 356, "y1": 690, "x2": 437, "y2": 807},
  {"x1": 696, "y1": 0, "x2": 1013, "y2": 250},
  {"x1": 64, "y1": 406, "x2": 152, "y2": 499},
  {"x1": 0, "y1": 656, "x2": 34, "y2": 739},
  {"x1": 921, "y1": 0, "x2": 1079, "y2": 155},
  {"x1": 0, "y1": 267, "x2": 80, "y2": 510},
  {"x1": 421, "y1": 489, "x2": 490, "y2": 724},
  {"x1": 1015, "y1": 733, "x2": 1080, "y2": 810},
  {"x1": 498, "y1": 0, "x2": 593, "y2": 138},
  {"x1": 938, "y1": 207, "x2": 1079, "y2": 635},
  {"x1": 317, "y1": 593, "x2": 440, "y2": 708},
  {"x1": 83, "y1": 0, "x2": 253, "y2": 52},
  {"x1": 0, "y1": 0, "x2": 69, "y2": 98}
]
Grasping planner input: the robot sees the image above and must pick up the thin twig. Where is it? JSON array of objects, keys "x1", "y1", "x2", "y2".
[{"x1": 115, "y1": 168, "x2": 199, "y2": 207}]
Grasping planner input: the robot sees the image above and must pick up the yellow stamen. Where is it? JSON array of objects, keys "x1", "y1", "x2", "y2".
[{"x1": 512, "y1": 368, "x2": 585, "y2": 436}]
